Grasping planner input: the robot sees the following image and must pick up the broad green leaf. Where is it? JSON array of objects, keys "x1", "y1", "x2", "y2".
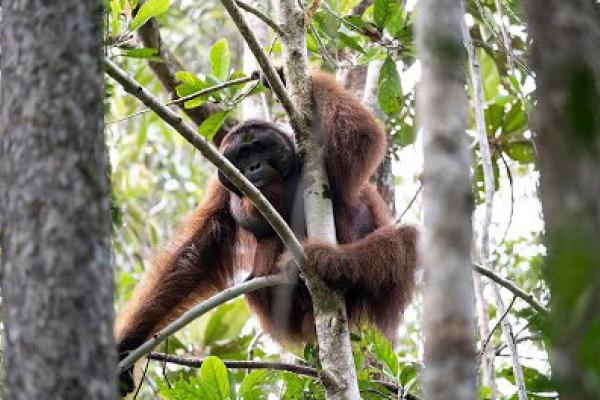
[
  {"x1": 203, "y1": 299, "x2": 250, "y2": 345},
  {"x1": 198, "y1": 356, "x2": 230, "y2": 400},
  {"x1": 337, "y1": 31, "x2": 364, "y2": 53},
  {"x1": 503, "y1": 140, "x2": 535, "y2": 164},
  {"x1": 484, "y1": 104, "x2": 504, "y2": 136},
  {"x1": 184, "y1": 97, "x2": 205, "y2": 109},
  {"x1": 377, "y1": 57, "x2": 402, "y2": 116},
  {"x1": 198, "y1": 111, "x2": 231, "y2": 142},
  {"x1": 239, "y1": 370, "x2": 278, "y2": 400},
  {"x1": 157, "y1": 374, "x2": 203, "y2": 400},
  {"x1": 210, "y1": 39, "x2": 231, "y2": 81},
  {"x1": 373, "y1": 0, "x2": 399, "y2": 29},
  {"x1": 130, "y1": 0, "x2": 169, "y2": 32},
  {"x1": 110, "y1": 0, "x2": 125, "y2": 34},
  {"x1": 121, "y1": 47, "x2": 159, "y2": 59},
  {"x1": 478, "y1": 49, "x2": 500, "y2": 101},
  {"x1": 502, "y1": 102, "x2": 527, "y2": 134},
  {"x1": 174, "y1": 71, "x2": 209, "y2": 97}
]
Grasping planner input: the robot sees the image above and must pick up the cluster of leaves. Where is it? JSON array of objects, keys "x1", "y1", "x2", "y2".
[{"x1": 152, "y1": 326, "x2": 417, "y2": 399}]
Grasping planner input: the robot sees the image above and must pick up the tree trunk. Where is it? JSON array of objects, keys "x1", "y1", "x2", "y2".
[
  {"x1": 524, "y1": 2, "x2": 600, "y2": 398},
  {"x1": 0, "y1": 1, "x2": 116, "y2": 399},
  {"x1": 416, "y1": 0, "x2": 477, "y2": 399}
]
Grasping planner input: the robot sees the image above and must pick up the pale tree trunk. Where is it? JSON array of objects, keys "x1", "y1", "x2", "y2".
[
  {"x1": 464, "y1": 21, "x2": 524, "y2": 400},
  {"x1": 242, "y1": 0, "x2": 271, "y2": 120},
  {"x1": 0, "y1": 1, "x2": 116, "y2": 399},
  {"x1": 524, "y1": 2, "x2": 600, "y2": 399},
  {"x1": 277, "y1": 0, "x2": 361, "y2": 398},
  {"x1": 362, "y1": 60, "x2": 396, "y2": 215},
  {"x1": 417, "y1": 0, "x2": 477, "y2": 399}
]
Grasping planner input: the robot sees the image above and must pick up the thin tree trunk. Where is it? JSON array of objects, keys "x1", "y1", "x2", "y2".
[
  {"x1": 464, "y1": 21, "x2": 525, "y2": 399},
  {"x1": 524, "y1": 2, "x2": 600, "y2": 399},
  {"x1": 416, "y1": 0, "x2": 477, "y2": 399},
  {"x1": 0, "y1": 1, "x2": 116, "y2": 399},
  {"x1": 276, "y1": 0, "x2": 361, "y2": 397}
]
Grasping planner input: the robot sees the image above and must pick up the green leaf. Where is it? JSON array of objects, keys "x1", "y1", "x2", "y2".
[
  {"x1": 198, "y1": 111, "x2": 231, "y2": 142},
  {"x1": 110, "y1": 0, "x2": 125, "y2": 34},
  {"x1": 184, "y1": 97, "x2": 205, "y2": 109},
  {"x1": 239, "y1": 370, "x2": 279, "y2": 400},
  {"x1": 502, "y1": 102, "x2": 527, "y2": 134},
  {"x1": 373, "y1": 0, "x2": 399, "y2": 29},
  {"x1": 478, "y1": 49, "x2": 500, "y2": 101},
  {"x1": 121, "y1": 47, "x2": 160, "y2": 59},
  {"x1": 130, "y1": 0, "x2": 170, "y2": 32},
  {"x1": 157, "y1": 374, "x2": 203, "y2": 400},
  {"x1": 198, "y1": 356, "x2": 230, "y2": 400},
  {"x1": 377, "y1": 57, "x2": 402, "y2": 116},
  {"x1": 210, "y1": 39, "x2": 231, "y2": 81},
  {"x1": 503, "y1": 140, "x2": 535, "y2": 164},
  {"x1": 203, "y1": 299, "x2": 250, "y2": 345},
  {"x1": 337, "y1": 31, "x2": 364, "y2": 53},
  {"x1": 175, "y1": 71, "x2": 209, "y2": 97}
]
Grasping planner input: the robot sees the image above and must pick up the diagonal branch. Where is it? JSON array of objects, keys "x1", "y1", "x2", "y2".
[
  {"x1": 109, "y1": 74, "x2": 259, "y2": 124},
  {"x1": 135, "y1": 6, "x2": 236, "y2": 141},
  {"x1": 104, "y1": 59, "x2": 306, "y2": 266},
  {"x1": 472, "y1": 263, "x2": 549, "y2": 315},
  {"x1": 235, "y1": 0, "x2": 283, "y2": 35},
  {"x1": 118, "y1": 274, "x2": 290, "y2": 372}
]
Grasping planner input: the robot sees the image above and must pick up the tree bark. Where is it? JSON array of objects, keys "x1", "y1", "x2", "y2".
[
  {"x1": 416, "y1": 0, "x2": 477, "y2": 399},
  {"x1": 276, "y1": 0, "x2": 361, "y2": 398},
  {"x1": 0, "y1": 1, "x2": 116, "y2": 399},
  {"x1": 524, "y1": 2, "x2": 600, "y2": 398}
]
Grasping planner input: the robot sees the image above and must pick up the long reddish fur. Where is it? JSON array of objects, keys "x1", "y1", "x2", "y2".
[{"x1": 115, "y1": 71, "x2": 418, "y2": 351}]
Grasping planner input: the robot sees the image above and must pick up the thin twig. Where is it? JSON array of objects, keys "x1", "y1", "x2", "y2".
[
  {"x1": 117, "y1": 273, "x2": 290, "y2": 373},
  {"x1": 148, "y1": 353, "x2": 421, "y2": 400},
  {"x1": 396, "y1": 184, "x2": 422, "y2": 223},
  {"x1": 472, "y1": 263, "x2": 549, "y2": 315},
  {"x1": 479, "y1": 295, "x2": 517, "y2": 356},
  {"x1": 497, "y1": 151, "x2": 514, "y2": 249},
  {"x1": 134, "y1": 3, "x2": 234, "y2": 133},
  {"x1": 472, "y1": 0, "x2": 532, "y2": 76},
  {"x1": 235, "y1": 0, "x2": 284, "y2": 35},
  {"x1": 219, "y1": 0, "x2": 304, "y2": 134},
  {"x1": 495, "y1": 335, "x2": 542, "y2": 356},
  {"x1": 108, "y1": 75, "x2": 258, "y2": 124},
  {"x1": 104, "y1": 59, "x2": 306, "y2": 266},
  {"x1": 132, "y1": 357, "x2": 150, "y2": 399}
]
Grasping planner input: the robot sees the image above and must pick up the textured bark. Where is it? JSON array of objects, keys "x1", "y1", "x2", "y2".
[
  {"x1": 524, "y1": 2, "x2": 600, "y2": 398},
  {"x1": 416, "y1": 0, "x2": 477, "y2": 399},
  {"x1": 276, "y1": 0, "x2": 361, "y2": 398},
  {"x1": 0, "y1": 1, "x2": 116, "y2": 399}
]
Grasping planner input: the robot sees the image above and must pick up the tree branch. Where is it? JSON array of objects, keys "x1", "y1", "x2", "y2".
[
  {"x1": 235, "y1": 0, "x2": 283, "y2": 35},
  {"x1": 134, "y1": 6, "x2": 236, "y2": 141},
  {"x1": 118, "y1": 274, "x2": 290, "y2": 373},
  {"x1": 472, "y1": 263, "x2": 549, "y2": 315},
  {"x1": 104, "y1": 59, "x2": 306, "y2": 266},
  {"x1": 148, "y1": 353, "x2": 421, "y2": 400},
  {"x1": 219, "y1": 0, "x2": 303, "y2": 134},
  {"x1": 109, "y1": 75, "x2": 259, "y2": 124}
]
